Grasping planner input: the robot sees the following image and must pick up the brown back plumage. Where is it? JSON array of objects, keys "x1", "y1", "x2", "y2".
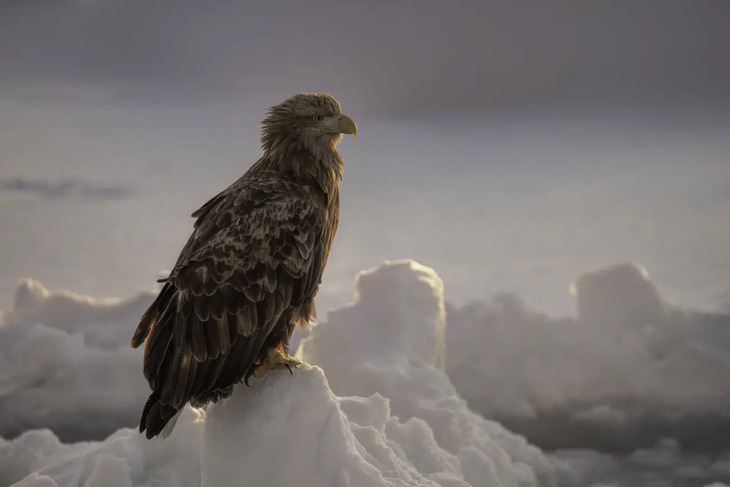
[{"x1": 130, "y1": 93, "x2": 354, "y2": 438}]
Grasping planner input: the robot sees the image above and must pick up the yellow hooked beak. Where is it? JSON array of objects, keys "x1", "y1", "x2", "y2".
[{"x1": 328, "y1": 114, "x2": 358, "y2": 139}]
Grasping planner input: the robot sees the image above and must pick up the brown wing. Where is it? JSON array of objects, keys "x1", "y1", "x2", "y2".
[{"x1": 133, "y1": 179, "x2": 329, "y2": 437}]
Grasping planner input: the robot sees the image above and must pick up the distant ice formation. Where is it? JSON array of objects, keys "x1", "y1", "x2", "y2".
[
  {"x1": 0, "y1": 280, "x2": 152, "y2": 441},
  {"x1": 445, "y1": 262, "x2": 730, "y2": 452},
  {"x1": 300, "y1": 260, "x2": 555, "y2": 487}
]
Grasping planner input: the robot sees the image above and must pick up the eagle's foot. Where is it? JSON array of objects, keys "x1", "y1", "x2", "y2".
[{"x1": 254, "y1": 348, "x2": 302, "y2": 378}]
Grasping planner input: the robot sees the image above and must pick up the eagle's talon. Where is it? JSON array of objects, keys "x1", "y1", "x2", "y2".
[{"x1": 254, "y1": 348, "x2": 302, "y2": 379}]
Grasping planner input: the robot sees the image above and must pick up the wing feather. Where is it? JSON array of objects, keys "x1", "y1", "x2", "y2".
[
  {"x1": 209, "y1": 291, "x2": 226, "y2": 320},
  {"x1": 216, "y1": 313, "x2": 231, "y2": 354},
  {"x1": 188, "y1": 313, "x2": 208, "y2": 362},
  {"x1": 182, "y1": 357, "x2": 199, "y2": 405},
  {"x1": 236, "y1": 308, "x2": 252, "y2": 336},
  {"x1": 140, "y1": 178, "x2": 332, "y2": 434},
  {"x1": 160, "y1": 349, "x2": 182, "y2": 405},
  {"x1": 172, "y1": 353, "x2": 192, "y2": 408},
  {"x1": 203, "y1": 318, "x2": 220, "y2": 360},
  {"x1": 193, "y1": 297, "x2": 210, "y2": 321}
]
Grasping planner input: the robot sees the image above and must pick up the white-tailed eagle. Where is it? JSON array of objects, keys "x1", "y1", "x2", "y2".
[{"x1": 130, "y1": 93, "x2": 357, "y2": 438}]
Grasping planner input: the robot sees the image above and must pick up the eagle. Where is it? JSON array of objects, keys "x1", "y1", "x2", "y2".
[{"x1": 130, "y1": 93, "x2": 357, "y2": 439}]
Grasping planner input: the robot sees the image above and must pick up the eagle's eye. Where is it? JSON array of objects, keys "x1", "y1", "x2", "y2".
[{"x1": 312, "y1": 114, "x2": 324, "y2": 122}]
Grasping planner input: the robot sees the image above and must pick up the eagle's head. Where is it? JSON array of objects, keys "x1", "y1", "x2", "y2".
[{"x1": 260, "y1": 93, "x2": 357, "y2": 161}]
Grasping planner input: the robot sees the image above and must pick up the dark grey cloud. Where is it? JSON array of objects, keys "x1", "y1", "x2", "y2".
[
  {"x1": 1, "y1": 0, "x2": 728, "y2": 116},
  {"x1": 495, "y1": 400, "x2": 730, "y2": 454},
  {"x1": 0, "y1": 177, "x2": 133, "y2": 200},
  {"x1": 553, "y1": 440, "x2": 730, "y2": 487}
]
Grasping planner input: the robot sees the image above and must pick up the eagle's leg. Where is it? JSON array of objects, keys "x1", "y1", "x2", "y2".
[{"x1": 254, "y1": 343, "x2": 302, "y2": 378}]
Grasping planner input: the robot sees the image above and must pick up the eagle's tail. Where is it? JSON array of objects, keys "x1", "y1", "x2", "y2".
[
  {"x1": 134, "y1": 282, "x2": 182, "y2": 439},
  {"x1": 140, "y1": 388, "x2": 182, "y2": 439}
]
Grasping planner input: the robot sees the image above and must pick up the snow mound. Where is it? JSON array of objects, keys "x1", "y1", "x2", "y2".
[
  {"x1": 204, "y1": 365, "x2": 468, "y2": 487},
  {"x1": 0, "y1": 322, "x2": 148, "y2": 441},
  {"x1": 2, "y1": 363, "x2": 546, "y2": 487},
  {"x1": 300, "y1": 259, "x2": 556, "y2": 487},
  {"x1": 571, "y1": 263, "x2": 665, "y2": 331},
  {"x1": 0, "y1": 279, "x2": 155, "y2": 440},
  {"x1": 352, "y1": 259, "x2": 446, "y2": 367},
  {"x1": 0, "y1": 407, "x2": 204, "y2": 487},
  {"x1": 445, "y1": 262, "x2": 730, "y2": 451},
  {"x1": 5, "y1": 278, "x2": 153, "y2": 348}
]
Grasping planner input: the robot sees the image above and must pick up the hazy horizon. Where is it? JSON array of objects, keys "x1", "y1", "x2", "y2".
[{"x1": 2, "y1": 99, "x2": 729, "y2": 317}]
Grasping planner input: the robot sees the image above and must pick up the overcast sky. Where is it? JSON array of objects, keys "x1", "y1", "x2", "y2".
[{"x1": 1, "y1": 0, "x2": 729, "y2": 115}]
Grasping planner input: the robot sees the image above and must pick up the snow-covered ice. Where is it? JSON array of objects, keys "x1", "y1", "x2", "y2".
[
  {"x1": 0, "y1": 280, "x2": 151, "y2": 441},
  {"x1": 299, "y1": 260, "x2": 556, "y2": 487},
  {"x1": 444, "y1": 262, "x2": 730, "y2": 451},
  {"x1": 2, "y1": 260, "x2": 558, "y2": 487},
  {"x1": 2, "y1": 260, "x2": 730, "y2": 487},
  {"x1": 205, "y1": 365, "x2": 469, "y2": 487},
  {"x1": 6, "y1": 278, "x2": 153, "y2": 349},
  {"x1": 0, "y1": 407, "x2": 204, "y2": 487}
]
